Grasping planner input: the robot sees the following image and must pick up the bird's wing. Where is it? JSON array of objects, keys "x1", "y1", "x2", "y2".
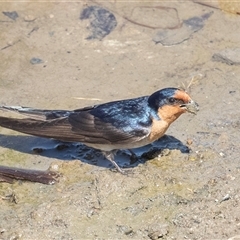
[
  {"x1": 68, "y1": 111, "x2": 150, "y2": 145},
  {"x1": 0, "y1": 97, "x2": 152, "y2": 145},
  {"x1": 0, "y1": 111, "x2": 150, "y2": 145}
]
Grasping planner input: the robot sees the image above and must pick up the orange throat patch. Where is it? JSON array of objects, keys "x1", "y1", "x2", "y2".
[
  {"x1": 148, "y1": 104, "x2": 185, "y2": 142},
  {"x1": 158, "y1": 105, "x2": 185, "y2": 124}
]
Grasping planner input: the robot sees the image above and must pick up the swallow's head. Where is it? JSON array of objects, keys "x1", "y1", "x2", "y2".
[{"x1": 148, "y1": 88, "x2": 199, "y2": 123}]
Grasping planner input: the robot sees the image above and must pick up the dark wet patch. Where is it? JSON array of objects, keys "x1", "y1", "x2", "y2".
[
  {"x1": 212, "y1": 48, "x2": 240, "y2": 65},
  {"x1": 80, "y1": 6, "x2": 117, "y2": 40},
  {"x1": 153, "y1": 12, "x2": 213, "y2": 46},
  {"x1": 2, "y1": 11, "x2": 19, "y2": 21}
]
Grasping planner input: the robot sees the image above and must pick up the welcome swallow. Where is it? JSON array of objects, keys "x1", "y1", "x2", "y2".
[{"x1": 0, "y1": 88, "x2": 199, "y2": 173}]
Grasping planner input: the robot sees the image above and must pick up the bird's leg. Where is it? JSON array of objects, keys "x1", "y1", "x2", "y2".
[{"x1": 103, "y1": 151, "x2": 125, "y2": 174}]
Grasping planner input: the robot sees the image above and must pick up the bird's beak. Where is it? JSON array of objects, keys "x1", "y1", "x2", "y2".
[{"x1": 180, "y1": 100, "x2": 199, "y2": 114}]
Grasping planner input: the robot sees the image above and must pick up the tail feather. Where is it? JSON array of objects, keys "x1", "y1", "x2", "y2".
[
  {"x1": 0, "y1": 116, "x2": 84, "y2": 142},
  {"x1": 0, "y1": 106, "x2": 72, "y2": 120}
]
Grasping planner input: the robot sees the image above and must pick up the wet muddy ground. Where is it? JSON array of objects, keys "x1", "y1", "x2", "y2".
[{"x1": 0, "y1": 1, "x2": 240, "y2": 239}]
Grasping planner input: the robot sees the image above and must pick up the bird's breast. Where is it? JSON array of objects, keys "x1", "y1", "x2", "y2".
[{"x1": 148, "y1": 118, "x2": 169, "y2": 142}]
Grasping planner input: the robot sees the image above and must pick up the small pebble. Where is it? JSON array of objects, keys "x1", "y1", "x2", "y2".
[
  {"x1": 30, "y1": 57, "x2": 44, "y2": 65},
  {"x1": 219, "y1": 152, "x2": 225, "y2": 157},
  {"x1": 220, "y1": 193, "x2": 231, "y2": 203},
  {"x1": 148, "y1": 224, "x2": 169, "y2": 240},
  {"x1": 50, "y1": 164, "x2": 59, "y2": 171},
  {"x1": 56, "y1": 143, "x2": 69, "y2": 151},
  {"x1": 24, "y1": 15, "x2": 36, "y2": 22},
  {"x1": 32, "y1": 147, "x2": 44, "y2": 154}
]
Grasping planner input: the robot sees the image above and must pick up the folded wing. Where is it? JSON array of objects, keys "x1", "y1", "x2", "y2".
[
  {"x1": 0, "y1": 111, "x2": 150, "y2": 145},
  {"x1": 0, "y1": 97, "x2": 152, "y2": 146}
]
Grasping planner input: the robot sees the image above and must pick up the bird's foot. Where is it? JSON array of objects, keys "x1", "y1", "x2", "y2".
[
  {"x1": 104, "y1": 150, "x2": 135, "y2": 175},
  {"x1": 110, "y1": 167, "x2": 134, "y2": 175},
  {"x1": 109, "y1": 164, "x2": 125, "y2": 174}
]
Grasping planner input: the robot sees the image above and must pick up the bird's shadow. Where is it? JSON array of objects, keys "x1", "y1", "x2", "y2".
[{"x1": 0, "y1": 134, "x2": 190, "y2": 170}]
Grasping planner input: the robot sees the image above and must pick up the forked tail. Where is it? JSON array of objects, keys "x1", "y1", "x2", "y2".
[{"x1": 0, "y1": 116, "x2": 81, "y2": 142}]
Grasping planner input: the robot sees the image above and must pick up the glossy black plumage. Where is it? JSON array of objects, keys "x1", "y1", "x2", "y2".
[{"x1": 0, "y1": 96, "x2": 154, "y2": 146}]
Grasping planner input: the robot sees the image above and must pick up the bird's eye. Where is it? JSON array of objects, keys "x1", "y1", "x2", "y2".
[{"x1": 168, "y1": 97, "x2": 175, "y2": 103}]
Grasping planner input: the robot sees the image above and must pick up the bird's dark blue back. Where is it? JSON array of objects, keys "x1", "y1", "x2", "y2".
[{"x1": 88, "y1": 96, "x2": 153, "y2": 131}]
